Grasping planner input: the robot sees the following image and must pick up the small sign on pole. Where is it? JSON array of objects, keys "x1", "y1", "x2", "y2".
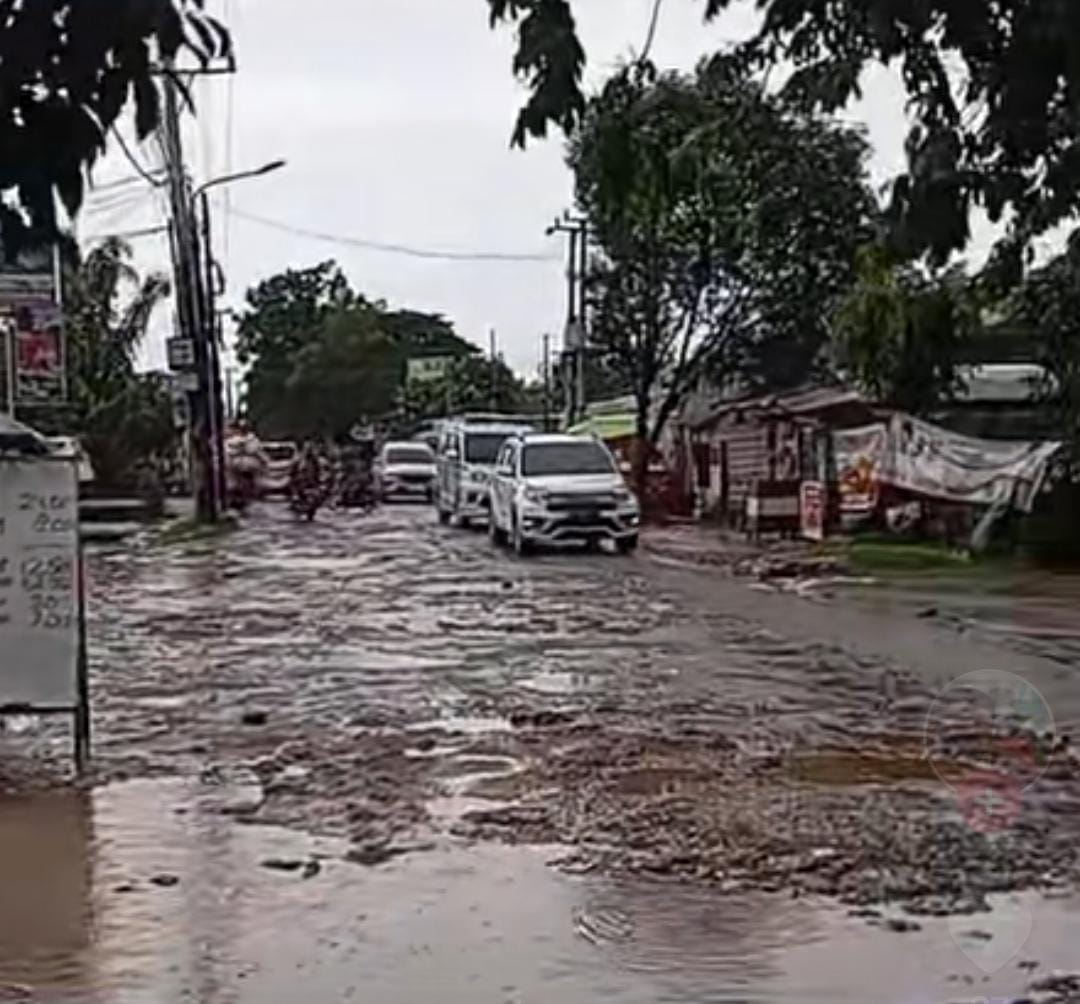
[
  {"x1": 167, "y1": 336, "x2": 196, "y2": 371},
  {"x1": 0, "y1": 451, "x2": 90, "y2": 771}
]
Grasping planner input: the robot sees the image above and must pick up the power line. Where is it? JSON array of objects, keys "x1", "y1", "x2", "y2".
[
  {"x1": 110, "y1": 126, "x2": 166, "y2": 189},
  {"x1": 640, "y1": 0, "x2": 665, "y2": 62},
  {"x1": 230, "y1": 207, "x2": 561, "y2": 263}
]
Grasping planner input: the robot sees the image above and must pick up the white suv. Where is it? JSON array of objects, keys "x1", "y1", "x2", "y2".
[{"x1": 488, "y1": 433, "x2": 640, "y2": 555}]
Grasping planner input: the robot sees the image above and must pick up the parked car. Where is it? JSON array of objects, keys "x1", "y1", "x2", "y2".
[
  {"x1": 376, "y1": 441, "x2": 437, "y2": 502},
  {"x1": 488, "y1": 433, "x2": 640, "y2": 555},
  {"x1": 435, "y1": 418, "x2": 533, "y2": 527},
  {"x1": 262, "y1": 441, "x2": 298, "y2": 497}
]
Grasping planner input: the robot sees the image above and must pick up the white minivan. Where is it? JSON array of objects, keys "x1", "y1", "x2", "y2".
[{"x1": 435, "y1": 419, "x2": 533, "y2": 527}]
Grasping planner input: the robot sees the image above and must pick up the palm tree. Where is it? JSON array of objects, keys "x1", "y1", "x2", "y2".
[{"x1": 59, "y1": 238, "x2": 176, "y2": 492}]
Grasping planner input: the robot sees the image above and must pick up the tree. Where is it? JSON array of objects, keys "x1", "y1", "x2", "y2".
[
  {"x1": 236, "y1": 261, "x2": 354, "y2": 433},
  {"x1": 0, "y1": 0, "x2": 230, "y2": 253},
  {"x1": 833, "y1": 245, "x2": 978, "y2": 415},
  {"x1": 403, "y1": 353, "x2": 524, "y2": 422},
  {"x1": 1009, "y1": 236, "x2": 1080, "y2": 469},
  {"x1": 236, "y1": 262, "x2": 484, "y2": 438},
  {"x1": 281, "y1": 307, "x2": 403, "y2": 440},
  {"x1": 36, "y1": 238, "x2": 176, "y2": 490},
  {"x1": 573, "y1": 61, "x2": 875, "y2": 489},
  {"x1": 487, "y1": 0, "x2": 1080, "y2": 274}
]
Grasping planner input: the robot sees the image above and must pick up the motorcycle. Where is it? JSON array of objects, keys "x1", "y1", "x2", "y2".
[
  {"x1": 226, "y1": 467, "x2": 261, "y2": 513},
  {"x1": 288, "y1": 463, "x2": 330, "y2": 521}
]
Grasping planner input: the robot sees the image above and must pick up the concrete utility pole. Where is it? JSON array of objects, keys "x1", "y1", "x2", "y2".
[
  {"x1": 489, "y1": 328, "x2": 498, "y2": 411},
  {"x1": 160, "y1": 64, "x2": 217, "y2": 522},
  {"x1": 542, "y1": 332, "x2": 551, "y2": 431},
  {"x1": 546, "y1": 213, "x2": 588, "y2": 426}
]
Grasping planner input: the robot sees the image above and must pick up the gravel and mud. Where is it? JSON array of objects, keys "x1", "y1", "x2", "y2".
[{"x1": 3, "y1": 504, "x2": 1079, "y2": 1002}]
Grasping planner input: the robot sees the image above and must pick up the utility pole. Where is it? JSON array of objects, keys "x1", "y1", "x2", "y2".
[
  {"x1": 546, "y1": 214, "x2": 588, "y2": 426},
  {"x1": 160, "y1": 63, "x2": 217, "y2": 522},
  {"x1": 541, "y1": 333, "x2": 551, "y2": 431},
  {"x1": 489, "y1": 328, "x2": 498, "y2": 412}
]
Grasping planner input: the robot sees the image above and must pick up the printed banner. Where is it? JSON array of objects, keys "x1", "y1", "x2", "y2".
[
  {"x1": 831, "y1": 416, "x2": 1060, "y2": 514},
  {"x1": 833, "y1": 423, "x2": 887, "y2": 514},
  {"x1": 885, "y1": 414, "x2": 1060, "y2": 513},
  {"x1": 9, "y1": 300, "x2": 65, "y2": 404}
]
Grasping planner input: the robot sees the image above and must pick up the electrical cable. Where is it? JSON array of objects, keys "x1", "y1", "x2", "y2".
[
  {"x1": 230, "y1": 208, "x2": 561, "y2": 263},
  {"x1": 639, "y1": 0, "x2": 664, "y2": 62},
  {"x1": 110, "y1": 126, "x2": 166, "y2": 188}
]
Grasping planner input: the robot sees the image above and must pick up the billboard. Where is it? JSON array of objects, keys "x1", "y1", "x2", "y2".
[{"x1": 0, "y1": 245, "x2": 64, "y2": 407}]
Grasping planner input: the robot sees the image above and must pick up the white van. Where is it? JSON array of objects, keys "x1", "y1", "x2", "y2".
[{"x1": 435, "y1": 418, "x2": 533, "y2": 526}]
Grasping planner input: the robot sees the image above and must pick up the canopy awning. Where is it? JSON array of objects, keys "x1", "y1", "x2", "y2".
[{"x1": 566, "y1": 413, "x2": 637, "y2": 441}]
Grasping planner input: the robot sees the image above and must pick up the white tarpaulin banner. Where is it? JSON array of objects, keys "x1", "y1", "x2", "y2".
[
  {"x1": 831, "y1": 416, "x2": 1061, "y2": 513},
  {"x1": 884, "y1": 415, "x2": 1059, "y2": 512}
]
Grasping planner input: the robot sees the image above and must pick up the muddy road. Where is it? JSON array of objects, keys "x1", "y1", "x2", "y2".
[{"x1": 3, "y1": 503, "x2": 1080, "y2": 1002}]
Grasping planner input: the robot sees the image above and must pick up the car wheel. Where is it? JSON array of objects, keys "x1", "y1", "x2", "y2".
[
  {"x1": 489, "y1": 513, "x2": 507, "y2": 547},
  {"x1": 617, "y1": 534, "x2": 639, "y2": 555},
  {"x1": 437, "y1": 507, "x2": 450, "y2": 525},
  {"x1": 512, "y1": 513, "x2": 533, "y2": 557}
]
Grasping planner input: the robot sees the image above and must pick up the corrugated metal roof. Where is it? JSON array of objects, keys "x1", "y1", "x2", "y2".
[{"x1": 693, "y1": 384, "x2": 868, "y2": 429}]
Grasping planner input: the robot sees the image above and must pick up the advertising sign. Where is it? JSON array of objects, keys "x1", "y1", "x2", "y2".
[
  {"x1": 0, "y1": 244, "x2": 63, "y2": 407},
  {"x1": 0, "y1": 458, "x2": 80, "y2": 706},
  {"x1": 833, "y1": 423, "x2": 887, "y2": 514},
  {"x1": 886, "y1": 414, "x2": 1060, "y2": 513}
]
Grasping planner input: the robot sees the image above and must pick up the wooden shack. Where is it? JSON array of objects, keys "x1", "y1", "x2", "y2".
[{"x1": 689, "y1": 386, "x2": 878, "y2": 529}]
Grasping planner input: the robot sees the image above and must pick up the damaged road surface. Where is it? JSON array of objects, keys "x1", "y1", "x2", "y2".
[{"x1": 2, "y1": 505, "x2": 1080, "y2": 1003}]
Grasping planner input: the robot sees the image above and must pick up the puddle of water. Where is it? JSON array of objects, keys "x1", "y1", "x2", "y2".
[{"x1": 0, "y1": 778, "x2": 1075, "y2": 1003}]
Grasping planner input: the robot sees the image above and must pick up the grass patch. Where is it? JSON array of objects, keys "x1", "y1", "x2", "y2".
[
  {"x1": 156, "y1": 515, "x2": 239, "y2": 545},
  {"x1": 818, "y1": 534, "x2": 1020, "y2": 583}
]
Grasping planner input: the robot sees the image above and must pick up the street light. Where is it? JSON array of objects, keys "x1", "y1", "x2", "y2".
[
  {"x1": 194, "y1": 159, "x2": 286, "y2": 200},
  {"x1": 191, "y1": 158, "x2": 286, "y2": 518}
]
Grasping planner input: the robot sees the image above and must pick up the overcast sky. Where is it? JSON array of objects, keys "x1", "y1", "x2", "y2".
[{"x1": 82, "y1": 0, "x2": 918, "y2": 380}]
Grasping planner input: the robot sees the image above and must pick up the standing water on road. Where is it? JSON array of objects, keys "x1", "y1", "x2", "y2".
[{"x1": 2, "y1": 505, "x2": 1079, "y2": 1002}]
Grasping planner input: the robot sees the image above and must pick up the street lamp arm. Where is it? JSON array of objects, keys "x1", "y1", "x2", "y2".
[{"x1": 194, "y1": 159, "x2": 286, "y2": 199}]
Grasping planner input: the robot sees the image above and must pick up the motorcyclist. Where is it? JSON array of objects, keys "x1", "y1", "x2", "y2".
[
  {"x1": 225, "y1": 421, "x2": 268, "y2": 509},
  {"x1": 289, "y1": 440, "x2": 330, "y2": 519}
]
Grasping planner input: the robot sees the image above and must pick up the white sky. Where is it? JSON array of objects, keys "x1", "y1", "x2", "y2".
[{"x1": 81, "y1": 0, "x2": 923, "y2": 381}]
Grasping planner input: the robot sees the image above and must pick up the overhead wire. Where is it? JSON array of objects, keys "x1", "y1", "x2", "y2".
[
  {"x1": 229, "y1": 208, "x2": 562, "y2": 263},
  {"x1": 639, "y1": 0, "x2": 665, "y2": 62},
  {"x1": 110, "y1": 125, "x2": 166, "y2": 189}
]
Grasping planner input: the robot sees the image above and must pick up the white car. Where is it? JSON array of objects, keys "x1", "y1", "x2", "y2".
[
  {"x1": 376, "y1": 441, "x2": 437, "y2": 502},
  {"x1": 435, "y1": 419, "x2": 533, "y2": 527},
  {"x1": 488, "y1": 433, "x2": 640, "y2": 555}
]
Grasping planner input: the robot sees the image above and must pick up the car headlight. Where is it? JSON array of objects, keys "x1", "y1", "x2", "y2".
[
  {"x1": 614, "y1": 488, "x2": 638, "y2": 507},
  {"x1": 469, "y1": 469, "x2": 489, "y2": 485},
  {"x1": 522, "y1": 486, "x2": 549, "y2": 505}
]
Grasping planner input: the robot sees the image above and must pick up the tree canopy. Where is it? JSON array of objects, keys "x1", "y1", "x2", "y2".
[
  {"x1": 573, "y1": 60, "x2": 876, "y2": 480},
  {"x1": 488, "y1": 0, "x2": 1080, "y2": 273},
  {"x1": 235, "y1": 261, "x2": 488, "y2": 440},
  {"x1": 0, "y1": 0, "x2": 230, "y2": 253},
  {"x1": 832, "y1": 245, "x2": 979, "y2": 416}
]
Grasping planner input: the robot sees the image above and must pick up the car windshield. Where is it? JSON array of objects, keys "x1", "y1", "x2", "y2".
[
  {"x1": 386, "y1": 447, "x2": 433, "y2": 465},
  {"x1": 265, "y1": 445, "x2": 295, "y2": 462},
  {"x1": 464, "y1": 433, "x2": 509, "y2": 464},
  {"x1": 521, "y1": 442, "x2": 614, "y2": 476}
]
